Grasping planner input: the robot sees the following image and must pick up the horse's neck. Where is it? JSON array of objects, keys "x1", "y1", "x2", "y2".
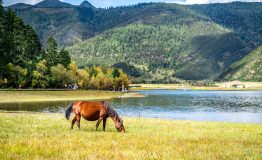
[
  {"x1": 107, "y1": 106, "x2": 118, "y2": 122},
  {"x1": 104, "y1": 102, "x2": 120, "y2": 123},
  {"x1": 109, "y1": 110, "x2": 118, "y2": 122}
]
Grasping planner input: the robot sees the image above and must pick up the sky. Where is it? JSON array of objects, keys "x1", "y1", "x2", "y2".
[{"x1": 4, "y1": 0, "x2": 262, "y2": 7}]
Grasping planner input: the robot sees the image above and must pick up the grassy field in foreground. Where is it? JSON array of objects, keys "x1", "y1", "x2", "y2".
[
  {"x1": 0, "y1": 90, "x2": 127, "y2": 103},
  {"x1": 0, "y1": 113, "x2": 261, "y2": 159}
]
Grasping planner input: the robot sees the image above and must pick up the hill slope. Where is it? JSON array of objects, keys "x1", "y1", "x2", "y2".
[
  {"x1": 189, "y1": 2, "x2": 262, "y2": 47},
  {"x1": 7, "y1": 1, "x2": 262, "y2": 81},
  {"x1": 8, "y1": 1, "x2": 261, "y2": 47},
  {"x1": 66, "y1": 3, "x2": 253, "y2": 81},
  {"x1": 220, "y1": 46, "x2": 262, "y2": 82}
]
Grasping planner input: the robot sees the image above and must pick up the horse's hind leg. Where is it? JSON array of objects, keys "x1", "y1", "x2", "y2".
[
  {"x1": 76, "y1": 115, "x2": 81, "y2": 129},
  {"x1": 96, "y1": 117, "x2": 103, "y2": 131},
  {"x1": 103, "y1": 118, "x2": 107, "y2": 131},
  {"x1": 71, "y1": 116, "x2": 77, "y2": 130}
]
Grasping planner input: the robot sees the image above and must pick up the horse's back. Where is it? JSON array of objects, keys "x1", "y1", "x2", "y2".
[{"x1": 73, "y1": 101, "x2": 106, "y2": 121}]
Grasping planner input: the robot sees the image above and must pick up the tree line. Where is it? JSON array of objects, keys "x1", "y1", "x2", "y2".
[{"x1": 0, "y1": 1, "x2": 129, "y2": 90}]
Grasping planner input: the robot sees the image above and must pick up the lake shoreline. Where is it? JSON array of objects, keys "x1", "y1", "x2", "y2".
[
  {"x1": 0, "y1": 90, "x2": 144, "y2": 103},
  {"x1": 0, "y1": 110, "x2": 261, "y2": 124},
  {"x1": 0, "y1": 112, "x2": 261, "y2": 159},
  {"x1": 130, "y1": 82, "x2": 262, "y2": 91},
  {"x1": 1, "y1": 89, "x2": 261, "y2": 124}
]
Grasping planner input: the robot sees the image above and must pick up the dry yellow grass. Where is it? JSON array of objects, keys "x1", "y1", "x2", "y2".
[{"x1": 0, "y1": 112, "x2": 261, "y2": 159}]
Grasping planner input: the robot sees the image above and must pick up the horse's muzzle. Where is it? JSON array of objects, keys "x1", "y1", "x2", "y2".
[{"x1": 121, "y1": 127, "x2": 125, "y2": 133}]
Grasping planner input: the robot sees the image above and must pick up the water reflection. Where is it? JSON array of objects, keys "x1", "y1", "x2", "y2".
[
  {"x1": 112, "y1": 90, "x2": 262, "y2": 112},
  {"x1": 0, "y1": 90, "x2": 262, "y2": 123},
  {"x1": 0, "y1": 101, "x2": 69, "y2": 113}
]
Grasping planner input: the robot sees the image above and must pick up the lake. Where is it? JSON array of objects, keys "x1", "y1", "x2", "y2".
[{"x1": 1, "y1": 90, "x2": 262, "y2": 123}]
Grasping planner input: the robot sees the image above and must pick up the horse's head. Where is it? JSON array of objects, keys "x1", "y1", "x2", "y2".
[{"x1": 115, "y1": 118, "x2": 125, "y2": 133}]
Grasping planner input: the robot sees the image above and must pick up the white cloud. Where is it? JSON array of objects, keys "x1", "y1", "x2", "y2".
[
  {"x1": 154, "y1": 0, "x2": 262, "y2": 4},
  {"x1": 20, "y1": 0, "x2": 41, "y2": 4},
  {"x1": 5, "y1": 0, "x2": 67, "y2": 6},
  {"x1": 4, "y1": 0, "x2": 262, "y2": 7},
  {"x1": 5, "y1": 0, "x2": 41, "y2": 5},
  {"x1": 183, "y1": 0, "x2": 262, "y2": 4},
  {"x1": 31, "y1": 0, "x2": 41, "y2": 3}
]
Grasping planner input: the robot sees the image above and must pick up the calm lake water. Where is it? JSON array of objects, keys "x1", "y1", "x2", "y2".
[{"x1": 1, "y1": 90, "x2": 262, "y2": 123}]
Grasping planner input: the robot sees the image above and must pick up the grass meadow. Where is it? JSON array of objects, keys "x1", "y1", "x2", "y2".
[{"x1": 0, "y1": 112, "x2": 261, "y2": 159}]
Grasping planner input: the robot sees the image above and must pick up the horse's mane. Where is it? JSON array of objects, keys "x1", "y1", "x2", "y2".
[{"x1": 104, "y1": 102, "x2": 120, "y2": 120}]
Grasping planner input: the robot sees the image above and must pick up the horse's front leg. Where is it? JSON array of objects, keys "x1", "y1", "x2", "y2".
[
  {"x1": 96, "y1": 117, "x2": 103, "y2": 131},
  {"x1": 103, "y1": 118, "x2": 107, "y2": 131},
  {"x1": 76, "y1": 115, "x2": 81, "y2": 129}
]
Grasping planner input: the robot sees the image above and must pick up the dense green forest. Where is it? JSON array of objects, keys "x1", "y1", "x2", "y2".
[
  {"x1": 7, "y1": 1, "x2": 262, "y2": 82},
  {"x1": 0, "y1": 0, "x2": 129, "y2": 89},
  {"x1": 220, "y1": 46, "x2": 262, "y2": 82},
  {"x1": 189, "y1": 2, "x2": 262, "y2": 47}
]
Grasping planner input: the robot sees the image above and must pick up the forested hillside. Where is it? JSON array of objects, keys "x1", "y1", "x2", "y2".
[
  {"x1": 65, "y1": 2, "x2": 258, "y2": 82},
  {"x1": 0, "y1": 0, "x2": 129, "y2": 89},
  {"x1": 8, "y1": 1, "x2": 262, "y2": 82},
  {"x1": 0, "y1": 1, "x2": 42, "y2": 84},
  {"x1": 189, "y1": 2, "x2": 262, "y2": 47},
  {"x1": 220, "y1": 46, "x2": 262, "y2": 82}
]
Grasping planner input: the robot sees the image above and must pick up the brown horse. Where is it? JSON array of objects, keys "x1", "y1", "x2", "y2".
[{"x1": 65, "y1": 101, "x2": 125, "y2": 132}]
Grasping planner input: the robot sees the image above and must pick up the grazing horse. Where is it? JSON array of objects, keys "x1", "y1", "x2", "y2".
[{"x1": 65, "y1": 101, "x2": 125, "y2": 132}]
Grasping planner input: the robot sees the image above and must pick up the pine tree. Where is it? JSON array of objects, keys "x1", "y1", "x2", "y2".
[
  {"x1": 58, "y1": 48, "x2": 71, "y2": 68},
  {"x1": 4, "y1": 9, "x2": 41, "y2": 67},
  {"x1": 45, "y1": 37, "x2": 59, "y2": 67},
  {"x1": 112, "y1": 68, "x2": 120, "y2": 78},
  {"x1": 0, "y1": 0, "x2": 4, "y2": 38},
  {"x1": 24, "y1": 25, "x2": 41, "y2": 61},
  {"x1": 5, "y1": 9, "x2": 20, "y2": 65},
  {"x1": 0, "y1": 0, "x2": 5, "y2": 78}
]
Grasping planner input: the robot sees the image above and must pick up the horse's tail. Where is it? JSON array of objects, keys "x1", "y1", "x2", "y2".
[{"x1": 65, "y1": 103, "x2": 74, "y2": 120}]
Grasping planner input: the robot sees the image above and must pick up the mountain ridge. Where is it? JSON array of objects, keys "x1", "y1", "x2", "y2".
[
  {"x1": 7, "y1": 3, "x2": 32, "y2": 9},
  {"x1": 35, "y1": 0, "x2": 75, "y2": 8},
  {"x1": 7, "y1": 1, "x2": 262, "y2": 82},
  {"x1": 79, "y1": 1, "x2": 96, "y2": 9}
]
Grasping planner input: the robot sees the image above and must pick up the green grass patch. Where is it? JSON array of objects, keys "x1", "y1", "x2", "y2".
[
  {"x1": 0, "y1": 90, "x2": 124, "y2": 103},
  {"x1": 0, "y1": 113, "x2": 261, "y2": 159}
]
